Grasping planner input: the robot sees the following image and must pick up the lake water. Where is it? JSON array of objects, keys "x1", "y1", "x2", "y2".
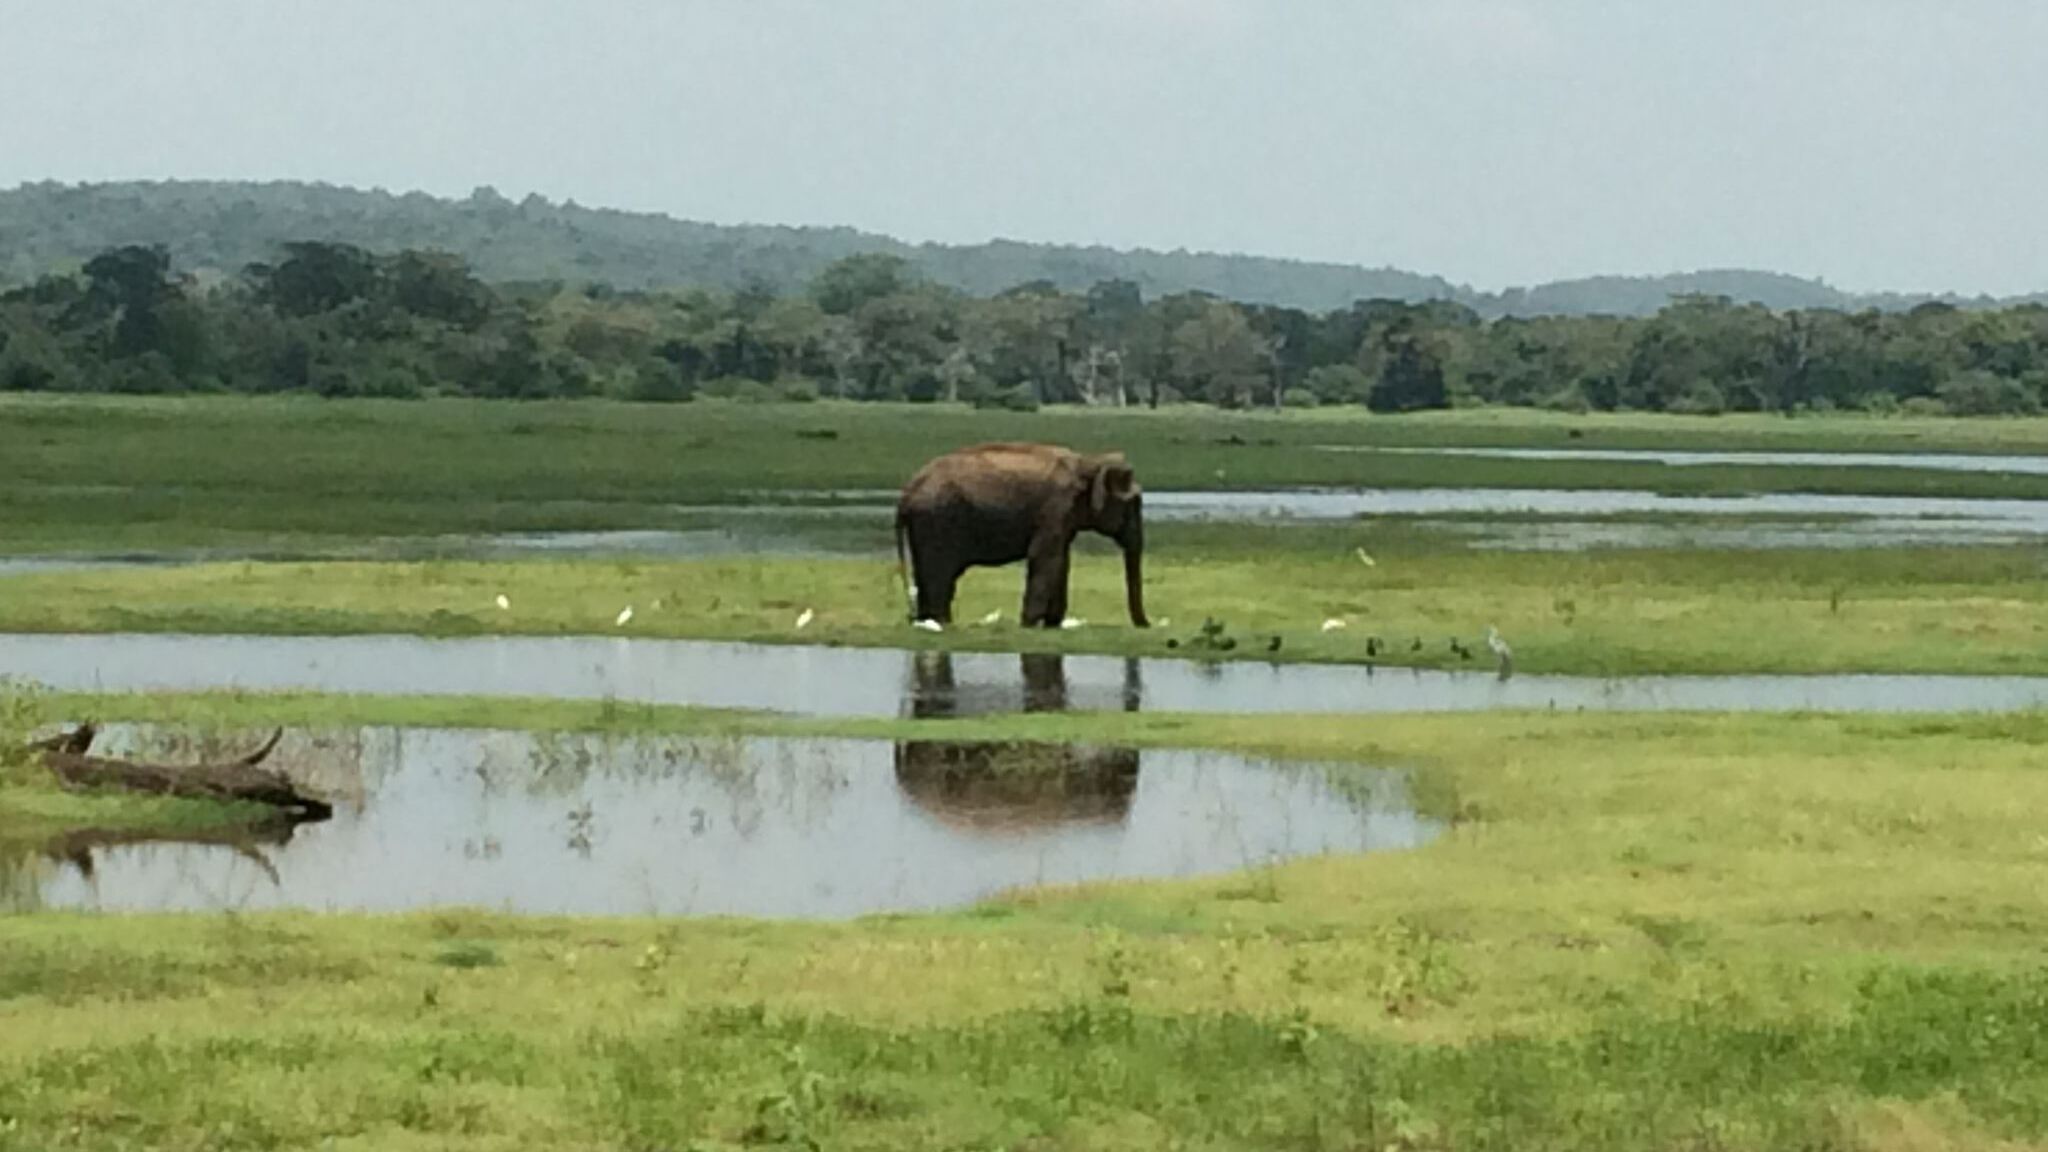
[
  {"x1": 3, "y1": 724, "x2": 1433, "y2": 918},
  {"x1": 7, "y1": 633, "x2": 2048, "y2": 718},
  {"x1": 685, "y1": 486, "x2": 2048, "y2": 548},
  {"x1": 1139, "y1": 486, "x2": 2048, "y2": 527},
  {"x1": 7, "y1": 481, "x2": 2047, "y2": 576},
  {"x1": 1319, "y1": 445, "x2": 2048, "y2": 476}
]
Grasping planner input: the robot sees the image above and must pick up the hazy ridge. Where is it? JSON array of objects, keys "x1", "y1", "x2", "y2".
[{"x1": 2, "y1": 179, "x2": 2040, "y2": 316}]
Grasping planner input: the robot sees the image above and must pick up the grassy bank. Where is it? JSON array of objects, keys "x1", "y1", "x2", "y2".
[
  {"x1": 4, "y1": 539, "x2": 2045, "y2": 675},
  {"x1": 0, "y1": 786, "x2": 264, "y2": 851},
  {"x1": 6, "y1": 395, "x2": 2048, "y2": 554},
  {"x1": 8, "y1": 391, "x2": 2048, "y2": 1148},
  {"x1": 6, "y1": 704, "x2": 2048, "y2": 1148},
  {"x1": 0, "y1": 713, "x2": 272, "y2": 857}
]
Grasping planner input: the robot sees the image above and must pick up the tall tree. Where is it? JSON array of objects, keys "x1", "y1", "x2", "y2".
[
  {"x1": 1171, "y1": 299, "x2": 1269, "y2": 408},
  {"x1": 78, "y1": 244, "x2": 182, "y2": 357},
  {"x1": 249, "y1": 241, "x2": 380, "y2": 318},
  {"x1": 1368, "y1": 318, "x2": 1450, "y2": 412},
  {"x1": 1078, "y1": 279, "x2": 1145, "y2": 405},
  {"x1": 809, "y1": 254, "x2": 914, "y2": 317}
]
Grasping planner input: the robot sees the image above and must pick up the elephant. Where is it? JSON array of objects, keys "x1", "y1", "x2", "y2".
[{"x1": 894, "y1": 442, "x2": 1149, "y2": 629}]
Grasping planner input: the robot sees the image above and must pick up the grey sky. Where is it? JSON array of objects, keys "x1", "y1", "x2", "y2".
[{"x1": 3, "y1": 0, "x2": 2043, "y2": 295}]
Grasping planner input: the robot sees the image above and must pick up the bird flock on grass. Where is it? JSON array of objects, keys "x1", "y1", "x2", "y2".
[
  {"x1": 589, "y1": 602, "x2": 1513, "y2": 679},
  {"x1": 552, "y1": 546, "x2": 1514, "y2": 679}
]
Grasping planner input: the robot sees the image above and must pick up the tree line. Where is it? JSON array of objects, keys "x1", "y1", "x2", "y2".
[{"x1": 3, "y1": 241, "x2": 2045, "y2": 416}]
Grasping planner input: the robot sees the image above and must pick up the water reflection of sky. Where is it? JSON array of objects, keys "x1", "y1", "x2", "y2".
[
  {"x1": 8, "y1": 633, "x2": 2048, "y2": 719},
  {"x1": 1317, "y1": 445, "x2": 2048, "y2": 475},
  {"x1": 9, "y1": 725, "x2": 1432, "y2": 918},
  {"x1": 7, "y1": 475, "x2": 2048, "y2": 580}
]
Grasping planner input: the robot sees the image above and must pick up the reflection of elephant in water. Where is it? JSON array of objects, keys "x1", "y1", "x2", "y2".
[
  {"x1": 893, "y1": 740, "x2": 1141, "y2": 833},
  {"x1": 907, "y1": 651, "x2": 1141, "y2": 718},
  {"x1": 896, "y1": 651, "x2": 1142, "y2": 831},
  {"x1": 894, "y1": 442, "x2": 1148, "y2": 628}
]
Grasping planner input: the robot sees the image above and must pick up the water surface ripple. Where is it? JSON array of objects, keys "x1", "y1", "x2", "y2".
[
  {"x1": 5, "y1": 633, "x2": 2045, "y2": 717},
  {"x1": 5, "y1": 724, "x2": 1431, "y2": 917}
]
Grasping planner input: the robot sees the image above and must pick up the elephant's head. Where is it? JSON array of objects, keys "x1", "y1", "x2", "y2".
[{"x1": 1077, "y1": 453, "x2": 1149, "y2": 627}]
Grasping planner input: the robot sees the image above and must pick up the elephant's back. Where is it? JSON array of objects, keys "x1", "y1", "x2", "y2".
[{"x1": 902, "y1": 442, "x2": 1077, "y2": 505}]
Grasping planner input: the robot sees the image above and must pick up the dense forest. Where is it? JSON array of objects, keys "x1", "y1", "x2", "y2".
[
  {"x1": 4, "y1": 180, "x2": 2043, "y2": 318},
  {"x1": 4, "y1": 238, "x2": 2046, "y2": 416}
]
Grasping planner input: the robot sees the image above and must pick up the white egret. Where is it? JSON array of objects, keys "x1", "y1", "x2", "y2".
[{"x1": 1487, "y1": 624, "x2": 1513, "y2": 676}]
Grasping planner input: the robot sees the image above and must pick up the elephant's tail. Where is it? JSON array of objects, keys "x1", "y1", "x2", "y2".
[{"x1": 893, "y1": 507, "x2": 915, "y2": 622}]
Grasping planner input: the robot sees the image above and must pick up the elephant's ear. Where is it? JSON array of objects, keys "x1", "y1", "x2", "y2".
[{"x1": 1089, "y1": 453, "x2": 1137, "y2": 514}]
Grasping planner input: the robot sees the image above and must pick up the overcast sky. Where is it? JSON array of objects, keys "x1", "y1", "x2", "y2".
[{"x1": 3, "y1": 1, "x2": 2043, "y2": 295}]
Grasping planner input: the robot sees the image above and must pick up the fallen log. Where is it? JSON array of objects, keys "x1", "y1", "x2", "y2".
[{"x1": 32, "y1": 723, "x2": 334, "y2": 819}]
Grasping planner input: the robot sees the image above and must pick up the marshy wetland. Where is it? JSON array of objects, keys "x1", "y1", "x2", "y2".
[
  {"x1": 5, "y1": 397, "x2": 2048, "y2": 1149},
  {"x1": 5, "y1": 723, "x2": 1434, "y2": 918}
]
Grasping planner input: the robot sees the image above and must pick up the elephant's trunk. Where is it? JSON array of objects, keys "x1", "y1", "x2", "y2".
[{"x1": 1121, "y1": 510, "x2": 1149, "y2": 628}]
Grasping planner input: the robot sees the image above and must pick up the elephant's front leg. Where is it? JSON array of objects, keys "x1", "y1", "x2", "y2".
[
  {"x1": 1046, "y1": 564, "x2": 1070, "y2": 625},
  {"x1": 1021, "y1": 534, "x2": 1071, "y2": 628}
]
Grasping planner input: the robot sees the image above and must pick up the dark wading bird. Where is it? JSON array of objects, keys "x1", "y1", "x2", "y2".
[{"x1": 895, "y1": 443, "x2": 1149, "y2": 630}]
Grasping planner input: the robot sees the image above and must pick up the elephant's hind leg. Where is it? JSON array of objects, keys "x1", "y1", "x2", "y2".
[{"x1": 915, "y1": 560, "x2": 961, "y2": 624}]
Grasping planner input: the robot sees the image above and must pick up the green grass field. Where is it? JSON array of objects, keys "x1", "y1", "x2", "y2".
[
  {"x1": 6, "y1": 395, "x2": 2048, "y2": 1149},
  {"x1": 7, "y1": 700, "x2": 2048, "y2": 1149},
  {"x1": 6, "y1": 394, "x2": 2048, "y2": 554},
  {"x1": 0, "y1": 690, "x2": 273, "y2": 860},
  {"x1": 2, "y1": 538, "x2": 2042, "y2": 676}
]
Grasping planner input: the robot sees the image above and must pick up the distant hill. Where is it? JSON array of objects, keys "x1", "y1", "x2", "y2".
[
  {"x1": 1, "y1": 179, "x2": 2039, "y2": 316},
  {"x1": 1489, "y1": 270, "x2": 1859, "y2": 316},
  {"x1": 1489, "y1": 270, "x2": 2040, "y2": 317}
]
